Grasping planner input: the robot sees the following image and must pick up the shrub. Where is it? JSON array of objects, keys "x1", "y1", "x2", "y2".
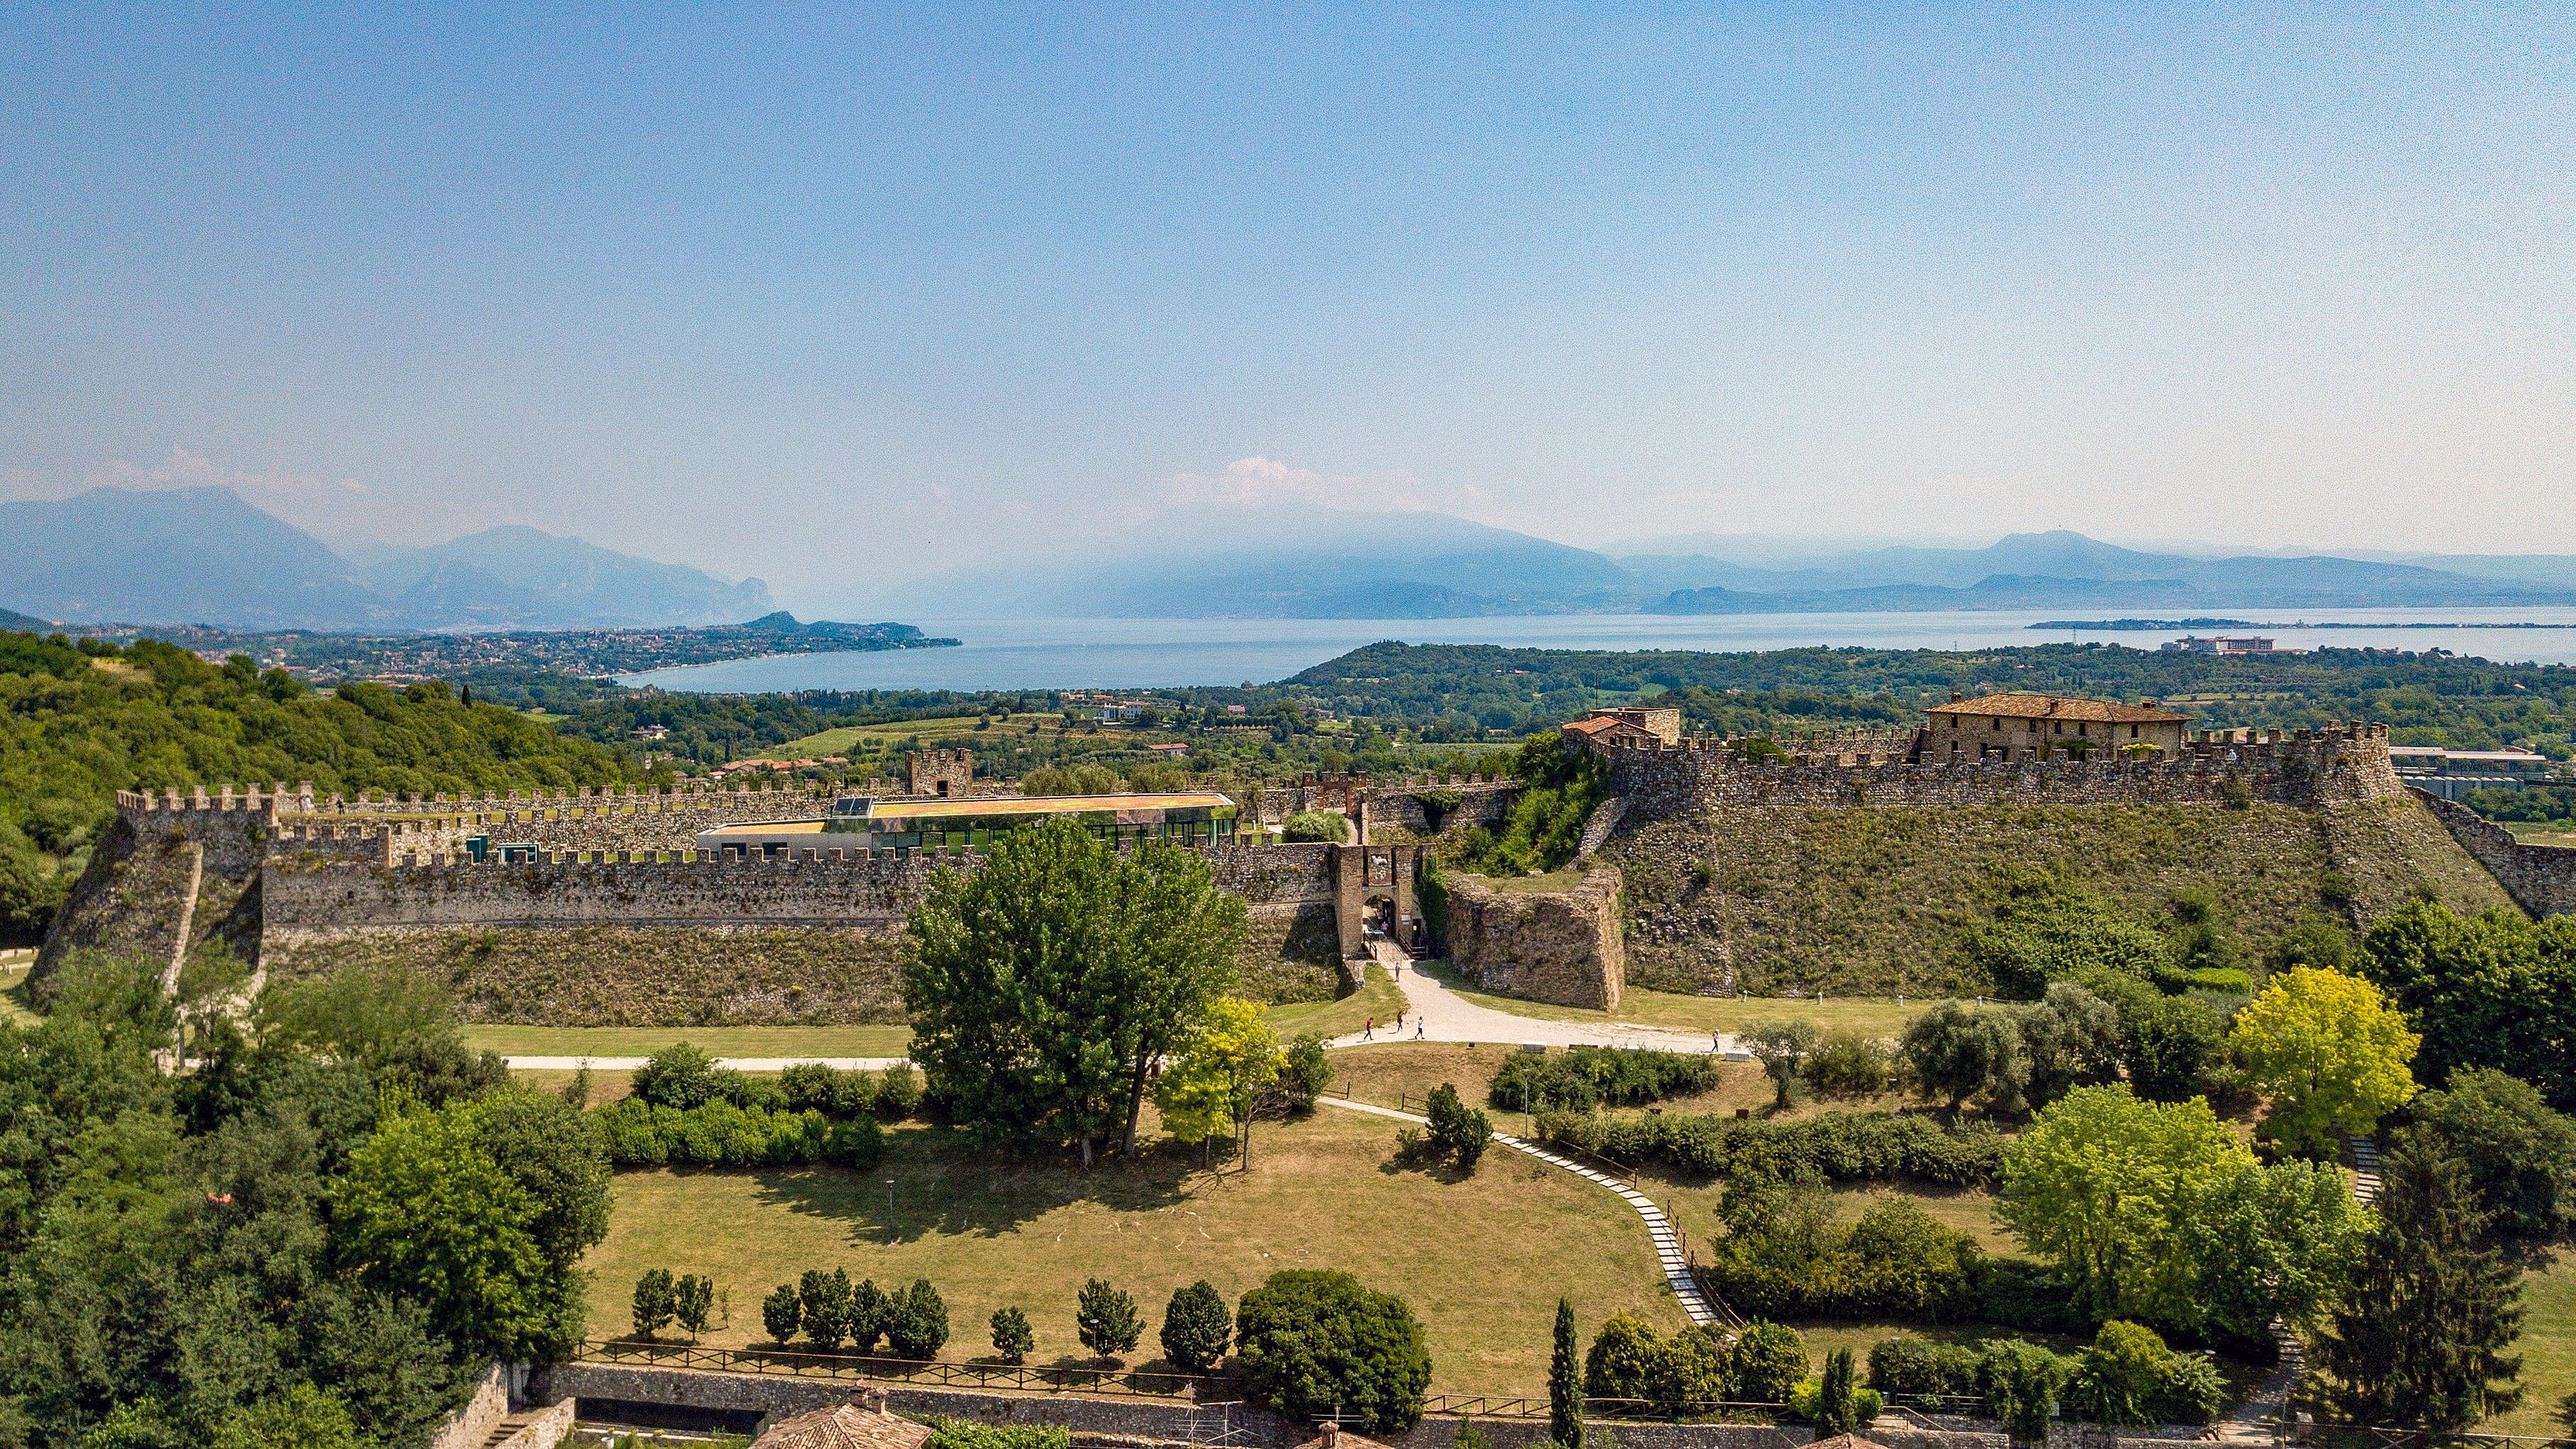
[
  {"x1": 1536, "y1": 1108, "x2": 2005, "y2": 1187},
  {"x1": 924, "y1": 1422, "x2": 1072, "y2": 1449},
  {"x1": 1281, "y1": 1033, "x2": 1333, "y2": 1110},
  {"x1": 875, "y1": 1063, "x2": 923, "y2": 1120},
  {"x1": 2064, "y1": 1320, "x2": 2168, "y2": 1426},
  {"x1": 631, "y1": 1269, "x2": 676, "y2": 1339},
  {"x1": 761, "y1": 1283, "x2": 802, "y2": 1345},
  {"x1": 1709, "y1": 1190, "x2": 1982, "y2": 1321},
  {"x1": 590, "y1": 1097, "x2": 837, "y2": 1167},
  {"x1": 887, "y1": 1279, "x2": 948, "y2": 1359},
  {"x1": 1583, "y1": 1313, "x2": 1663, "y2": 1402},
  {"x1": 1970, "y1": 884, "x2": 2171, "y2": 999},
  {"x1": 782, "y1": 1061, "x2": 878, "y2": 1117},
  {"x1": 1729, "y1": 1321, "x2": 1808, "y2": 1403},
  {"x1": 2151, "y1": 1351, "x2": 2228, "y2": 1426},
  {"x1": 1281, "y1": 810, "x2": 1350, "y2": 844},
  {"x1": 1792, "y1": 1348, "x2": 1881, "y2": 1432},
  {"x1": 1488, "y1": 1047, "x2": 1722, "y2": 1113},
  {"x1": 823, "y1": 1115, "x2": 886, "y2": 1169},
  {"x1": 1641, "y1": 1324, "x2": 1733, "y2": 1413},
  {"x1": 1803, "y1": 1031, "x2": 1895, "y2": 1097},
  {"x1": 1866, "y1": 1337, "x2": 1982, "y2": 1403},
  {"x1": 1979, "y1": 1339, "x2": 2073, "y2": 1443},
  {"x1": 631, "y1": 1042, "x2": 720, "y2": 1108},
  {"x1": 1160, "y1": 1280, "x2": 1233, "y2": 1373},
  {"x1": 1425, "y1": 1084, "x2": 1491, "y2": 1170},
  {"x1": 1076, "y1": 1278, "x2": 1144, "y2": 1358},
  {"x1": 1235, "y1": 1270, "x2": 1432, "y2": 1434},
  {"x1": 990, "y1": 1306, "x2": 1034, "y2": 1365}
]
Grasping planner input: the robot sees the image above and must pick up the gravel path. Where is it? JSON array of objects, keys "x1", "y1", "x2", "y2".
[{"x1": 1330, "y1": 940, "x2": 1741, "y2": 1055}]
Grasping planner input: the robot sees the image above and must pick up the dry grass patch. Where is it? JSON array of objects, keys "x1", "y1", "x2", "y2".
[
  {"x1": 581, "y1": 1108, "x2": 1687, "y2": 1391},
  {"x1": 463, "y1": 1024, "x2": 915, "y2": 1059}
]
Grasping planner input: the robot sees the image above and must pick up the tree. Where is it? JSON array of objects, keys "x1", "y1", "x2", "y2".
[
  {"x1": 2362, "y1": 899, "x2": 2576, "y2": 1111},
  {"x1": 1797, "y1": 1347, "x2": 1878, "y2": 1433},
  {"x1": 2230, "y1": 966, "x2": 2420, "y2": 1155},
  {"x1": 328, "y1": 1102, "x2": 554, "y2": 1362},
  {"x1": 2409, "y1": 1067, "x2": 2576, "y2": 1241},
  {"x1": 887, "y1": 1279, "x2": 948, "y2": 1359},
  {"x1": 210, "y1": 1384, "x2": 368, "y2": 1449},
  {"x1": 762, "y1": 1283, "x2": 802, "y2": 1345},
  {"x1": 2017, "y1": 983, "x2": 2122, "y2": 1108},
  {"x1": 1970, "y1": 883, "x2": 2171, "y2": 998},
  {"x1": 1280, "y1": 1033, "x2": 1334, "y2": 1111},
  {"x1": 629, "y1": 1041, "x2": 721, "y2": 1109},
  {"x1": 990, "y1": 1306, "x2": 1035, "y2": 1365},
  {"x1": 1151, "y1": 996, "x2": 1283, "y2": 1165},
  {"x1": 798, "y1": 1269, "x2": 853, "y2": 1351},
  {"x1": 1160, "y1": 1281, "x2": 1232, "y2": 1373},
  {"x1": 1899, "y1": 1004, "x2": 2026, "y2": 1114},
  {"x1": 1744, "y1": 1020, "x2": 1821, "y2": 1109},
  {"x1": 2064, "y1": 1321, "x2": 2166, "y2": 1427},
  {"x1": 1995, "y1": 1085, "x2": 2253, "y2": 1322},
  {"x1": 1582, "y1": 1313, "x2": 1661, "y2": 1402},
  {"x1": 849, "y1": 1278, "x2": 892, "y2": 1354},
  {"x1": 631, "y1": 1269, "x2": 676, "y2": 1339},
  {"x1": 904, "y1": 819, "x2": 1245, "y2": 1160},
  {"x1": 1281, "y1": 809, "x2": 1350, "y2": 843},
  {"x1": 1979, "y1": 1340, "x2": 2069, "y2": 1444},
  {"x1": 1235, "y1": 1270, "x2": 1433, "y2": 1435},
  {"x1": 2178, "y1": 1157, "x2": 2364, "y2": 1343},
  {"x1": 673, "y1": 1274, "x2": 715, "y2": 1342},
  {"x1": 1076, "y1": 1278, "x2": 1144, "y2": 1358},
  {"x1": 1549, "y1": 1298, "x2": 1583, "y2": 1449},
  {"x1": 1425, "y1": 1083, "x2": 1492, "y2": 1169},
  {"x1": 2313, "y1": 1129, "x2": 2525, "y2": 1430}
]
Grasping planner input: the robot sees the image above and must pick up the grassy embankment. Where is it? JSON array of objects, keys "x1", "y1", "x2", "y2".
[
  {"x1": 468, "y1": 966, "x2": 1406, "y2": 1065},
  {"x1": 580, "y1": 1105, "x2": 1689, "y2": 1391}
]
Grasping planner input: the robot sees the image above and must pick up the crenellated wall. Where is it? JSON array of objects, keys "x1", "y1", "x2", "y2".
[
  {"x1": 2411, "y1": 788, "x2": 2576, "y2": 918},
  {"x1": 1592, "y1": 723, "x2": 2404, "y2": 823}
]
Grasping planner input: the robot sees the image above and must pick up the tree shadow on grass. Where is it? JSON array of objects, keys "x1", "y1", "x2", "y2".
[{"x1": 748, "y1": 1123, "x2": 1199, "y2": 1244}]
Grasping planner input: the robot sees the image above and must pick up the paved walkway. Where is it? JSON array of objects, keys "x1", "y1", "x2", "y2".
[
  {"x1": 1315, "y1": 1094, "x2": 1723, "y2": 1329},
  {"x1": 504, "y1": 1055, "x2": 909, "y2": 1071},
  {"x1": 1331, "y1": 939, "x2": 1739, "y2": 1055}
]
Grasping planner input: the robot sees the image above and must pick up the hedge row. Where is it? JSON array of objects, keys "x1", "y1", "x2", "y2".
[
  {"x1": 1535, "y1": 1108, "x2": 2005, "y2": 1186},
  {"x1": 592, "y1": 1097, "x2": 886, "y2": 1168},
  {"x1": 1488, "y1": 1046, "x2": 1722, "y2": 1112}
]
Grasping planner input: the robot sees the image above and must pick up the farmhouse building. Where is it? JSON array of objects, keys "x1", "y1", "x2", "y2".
[
  {"x1": 1924, "y1": 692, "x2": 2189, "y2": 762},
  {"x1": 1562, "y1": 706, "x2": 1683, "y2": 749}
]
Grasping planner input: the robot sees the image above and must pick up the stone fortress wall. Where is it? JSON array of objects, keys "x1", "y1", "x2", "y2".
[{"x1": 2408, "y1": 787, "x2": 2576, "y2": 918}]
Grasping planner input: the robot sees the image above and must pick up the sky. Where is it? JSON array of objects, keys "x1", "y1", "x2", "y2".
[{"x1": 3, "y1": 5, "x2": 2572, "y2": 610}]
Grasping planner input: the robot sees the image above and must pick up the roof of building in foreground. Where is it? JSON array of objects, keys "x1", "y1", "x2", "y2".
[
  {"x1": 752, "y1": 1401, "x2": 932, "y2": 1449},
  {"x1": 1926, "y1": 692, "x2": 2189, "y2": 724}
]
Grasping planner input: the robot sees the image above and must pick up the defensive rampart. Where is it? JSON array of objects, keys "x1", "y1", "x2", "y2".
[
  {"x1": 2411, "y1": 788, "x2": 2576, "y2": 918},
  {"x1": 1442, "y1": 867, "x2": 1626, "y2": 1011},
  {"x1": 1592, "y1": 724, "x2": 2403, "y2": 822}
]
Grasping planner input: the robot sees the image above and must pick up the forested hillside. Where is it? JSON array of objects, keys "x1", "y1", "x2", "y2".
[{"x1": 0, "y1": 630, "x2": 646, "y2": 940}]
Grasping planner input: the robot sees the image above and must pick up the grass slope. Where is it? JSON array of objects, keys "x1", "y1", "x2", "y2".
[
  {"x1": 1608, "y1": 799, "x2": 2514, "y2": 996},
  {"x1": 582, "y1": 1109, "x2": 1689, "y2": 1391}
]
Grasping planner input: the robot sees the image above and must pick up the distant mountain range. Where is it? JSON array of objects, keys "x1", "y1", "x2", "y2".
[
  {"x1": 0, "y1": 487, "x2": 778, "y2": 631},
  {"x1": 883, "y1": 513, "x2": 2576, "y2": 619}
]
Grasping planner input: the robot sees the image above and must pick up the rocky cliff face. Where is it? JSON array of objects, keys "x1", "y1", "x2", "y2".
[{"x1": 1444, "y1": 868, "x2": 1625, "y2": 1011}]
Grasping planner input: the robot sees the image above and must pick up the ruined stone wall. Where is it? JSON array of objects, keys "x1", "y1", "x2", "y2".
[
  {"x1": 2413, "y1": 788, "x2": 2576, "y2": 918},
  {"x1": 1596, "y1": 724, "x2": 2404, "y2": 824},
  {"x1": 1443, "y1": 867, "x2": 1625, "y2": 1011},
  {"x1": 1359, "y1": 781, "x2": 1521, "y2": 840}
]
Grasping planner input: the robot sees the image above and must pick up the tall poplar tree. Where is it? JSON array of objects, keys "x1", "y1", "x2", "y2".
[
  {"x1": 1549, "y1": 1297, "x2": 1584, "y2": 1449},
  {"x1": 2313, "y1": 1129, "x2": 2524, "y2": 1429}
]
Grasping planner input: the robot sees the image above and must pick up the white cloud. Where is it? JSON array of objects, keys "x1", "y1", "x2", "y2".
[{"x1": 1161, "y1": 456, "x2": 1498, "y2": 517}]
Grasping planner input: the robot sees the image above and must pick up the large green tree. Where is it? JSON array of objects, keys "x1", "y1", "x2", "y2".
[
  {"x1": 2313, "y1": 1129, "x2": 2525, "y2": 1430},
  {"x1": 2229, "y1": 966, "x2": 2420, "y2": 1155},
  {"x1": 2363, "y1": 900, "x2": 2576, "y2": 1111},
  {"x1": 904, "y1": 817, "x2": 1244, "y2": 1159}
]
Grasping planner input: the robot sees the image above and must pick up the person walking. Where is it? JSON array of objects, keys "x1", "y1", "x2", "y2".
[
  {"x1": 1364, "y1": 1017, "x2": 1375, "y2": 1041},
  {"x1": 1414, "y1": 1017, "x2": 1425, "y2": 1040}
]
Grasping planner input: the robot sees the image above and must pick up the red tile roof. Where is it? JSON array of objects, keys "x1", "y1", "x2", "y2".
[{"x1": 1927, "y1": 692, "x2": 2187, "y2": 724}]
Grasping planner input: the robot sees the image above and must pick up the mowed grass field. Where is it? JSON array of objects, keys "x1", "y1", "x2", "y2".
[
  {"x1": 756, "y1": 713, "x2": 1066, "y2": 761},
  {"x1": 0, "y1": 957, "x2": 34, "y2": 1028},
  {"x1": 2485, "y1": 1246, "x2": 2576, "y2": 1436},
  {"x1": 581, "y1": 1106, "x2": 1692, "y2": 1391}
]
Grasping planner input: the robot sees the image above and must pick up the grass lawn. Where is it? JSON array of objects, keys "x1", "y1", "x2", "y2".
[
  {"x1": 1461, "y1": 870, "x2": 1590, "y2": 895},
  {"x1": 1261, "y1": 966, "x2": 1401, "y2": 1041},
  {"x1": 1420, "y1": 966, "x2": 1939, "y2": 1039},
  {"x1": 2483, "y1": 1246, "x2": 2576, "y2": 1436},
  {"x1": 2503, "y1": 822, "x2": 2576, "y2": 851},
  {"x1": 461, "y1": 1024, "x2": 915, "y2": 1059},
  {"x1": 510, "y1": 1067, "x2": 636, "y2": 1107},
  {"x1": 757, "y1": 713, "x2": 1066, "y2": 760},
  {"x1": 1, "y1": 959, "x2": 33, "y2": 1027},
  {"x1": 581, "y1": 1108, "x2": 1690, "y2": 1391}
]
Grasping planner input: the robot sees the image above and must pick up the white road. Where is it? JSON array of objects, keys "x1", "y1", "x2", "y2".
[{"x1": 1328, "y1": 938, "x2": 1742, "y2": 1056}]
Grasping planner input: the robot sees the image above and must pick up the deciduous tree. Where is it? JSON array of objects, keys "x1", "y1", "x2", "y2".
[{"x1": 2230, "y1": 966, "x2": 2419, "y2": 1155}]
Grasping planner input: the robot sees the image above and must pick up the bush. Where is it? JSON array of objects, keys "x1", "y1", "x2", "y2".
[
  {"x1": 1803, "y1": 1031, "x2": 1895, "y2": 1097},
  {"x1": 1641, "y1": 1324, "x2": 1733, "y2": 1413},
  {"x1": 1425, "y1": 1084, "x2": 1491, "y2": 1170},
  {"x1": 823, "y1": 1115, "x2": 886, "y2": 1169},
  {"x1": 1583, "y1": 1313, "x2": 1663, "y2": 1401},
  {"x1": 1235, "y1": 1270, "x2": 1432, "y2": 1434},
  {"x1": 1536, "y1": 1108, "x2": 2005, "y2": 1187},
  {"x1": 1076, "y1": 1278, "x2": 1144, "y2": 1358},
  {"x1": 990, "y1": 1306, "x2": 1034, "y2": 1365},
  {"x1": 1867, "y1": 1336, "x2": 1982, "y2": 1403},
  {"x1": 1488, "y1": 1047, "x2": 1722, "y2": 1113},
  {"x1": 1979, "y1": 1340, "x2": 2073, "y2": 1443},
  {"x1": 1280, "y1": 1033, "x2": 1333, "y2": 1111},
  {"x1": 1709, "y1": 1189, "x2": 1983, "y2": 1321},
  {"x1": 2064, "y1": 1320, "x2": 2167, "y2": 1426},
  {"x1": 631, "y1": 1042, "x2": 721, "y2": 1108},
  {"x1": 875, "y1": 1063, "x2": 923, "y2": 1120},
  {"x1": 1970, "y1": 884, "x2": 2171, "y2": 999},
  {"x1": 590, "y1": 1097, "x2": 836, "y2": 1167},
  {"x1": 761, "y1": 1283, "x2": 802, "y2": 1345},
  {"x1": 1729, "y1": 1321, "x2": 1808, "y2": 1403},
  {"x1": 782, "y1": 1061, "x2": 878, "y2": 1118},
  {"x1": 887, "y1": 1279, "x2": 948, "y2": 1359},
  {"x1": 1791, "y1": 1348, "x2": 1881, "y2": 1432},
  {"x1": 924, "y1": 1422, "x2": 1073, "y2": 1449},
  {"x1": 1160, "y1": 1280, "x2": 1232, "y2": 1373},
  {"x1": 1281, "y1": 810, "x2": 1350, "y2": 844}
]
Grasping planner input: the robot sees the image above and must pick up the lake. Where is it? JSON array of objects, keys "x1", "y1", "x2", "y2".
[{"x1": 616, "y1": 609, "x2": 2576, "y2": 694}]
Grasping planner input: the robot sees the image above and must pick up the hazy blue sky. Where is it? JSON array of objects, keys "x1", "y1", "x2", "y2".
[{"x1": 3, "y1": 6, "x2": 2571, "y2": 607}]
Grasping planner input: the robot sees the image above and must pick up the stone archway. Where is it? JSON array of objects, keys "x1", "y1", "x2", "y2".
[{"x1": 1330, "y1": 842, "x2": 1419, "y2": 960}]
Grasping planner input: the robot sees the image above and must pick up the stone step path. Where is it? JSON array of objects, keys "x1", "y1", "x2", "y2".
[{"x1": 1315, "y1": 1096, "x2": 1723, "y2": 1329}]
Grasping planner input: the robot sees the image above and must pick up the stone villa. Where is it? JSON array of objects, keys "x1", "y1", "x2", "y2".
[{"x1": 1923, "y1": 691, "x2": 2189, "y2": 762}]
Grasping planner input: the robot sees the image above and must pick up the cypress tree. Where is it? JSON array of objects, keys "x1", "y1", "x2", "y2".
[
  {"x1": 1549, "y1": 1297, "x2": 1584, "y2": 1449},
  {"x1": 2313, "y1": 1128, "x2": 2524, "y2": 1429}
]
